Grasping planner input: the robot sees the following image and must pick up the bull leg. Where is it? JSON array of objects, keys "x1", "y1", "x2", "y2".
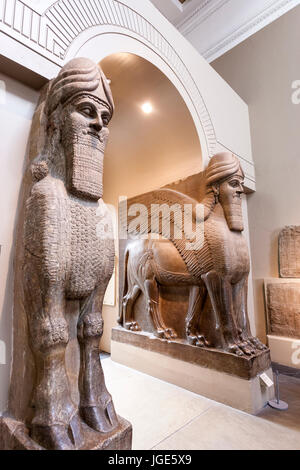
[
  {"x1": 201, "y1": 271, "x2": 249, "y2": 356},
  {"x1": 233, "y1": 279, "x2": 268, "y2": 353},
  {"x1": 77, "y1": 286, "x2": 118, "y2": 433},
  {"x1": 186, "y1": 285, "x2": 209, "y2": 347},
  {"x1": 24, "y1": 262, "x2": 79, "y2": 450},
  {"x1": 122, "y1": 285, "x2": 141, "y2": 331},
  {"x1": 144, "y1": 279, "x2": 177, "y2": 341}
]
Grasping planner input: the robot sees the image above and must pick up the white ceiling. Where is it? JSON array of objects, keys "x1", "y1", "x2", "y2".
[{"x1": 150, "y1": 0, "x2": 300, "y2": 62}]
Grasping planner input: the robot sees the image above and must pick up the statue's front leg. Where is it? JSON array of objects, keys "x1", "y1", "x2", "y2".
[
  {"x1": 186, "y1": 285, "x2": 209, "y2": 347},
  {"x1": 144, "y1": 278, "x2": 177, "y2": 341},
  {"x1": 233, "y1": 279, "x2": 268, "y2": 353},
  {"x1": 201, "y1": 271, "x2": 248, "y2": 356},
  {"x1": 24, "y1": 261, "x2": 79, "y2": 450},
  {"x1": 122, "y1": 284, "x2": 141, "y2": 331},
  {"x1": 77, "y1": 286, "x2": 119, "y2": 433}
]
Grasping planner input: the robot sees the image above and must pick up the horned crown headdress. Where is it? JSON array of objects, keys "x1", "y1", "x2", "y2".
[
  {"x1": 46, "y1": 57, "x2": 114, "y2": 117},
  {"x1": 205, "y1": 152, "x2": 244, "y2": 187}
]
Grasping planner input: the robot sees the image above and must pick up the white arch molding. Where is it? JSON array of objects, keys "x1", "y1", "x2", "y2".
[
  {"x1": 0, "y1": 0, "x2": 217, "y2": 164},
  {"x1": 73, "y1": 30, "x2": 210, "y2": 163},
  {"x1": 0, "y1": 0, "x2": 256, "y2": 187}
]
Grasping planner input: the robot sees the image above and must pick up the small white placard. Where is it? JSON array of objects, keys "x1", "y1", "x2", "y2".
[{"x1": 260, "y1": 372, "x2": 274, "y2": 388}]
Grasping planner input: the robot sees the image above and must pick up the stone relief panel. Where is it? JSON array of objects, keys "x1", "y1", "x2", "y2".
[
  {"x1": 265, "y1": 280, "x2": 300, "y2": 339},
  {"x1": 265, "y1": 226, "x2": 300, "y2": 341},
  {"x1": 279, "y1": 226, "x2": 300, "y2": 278}
]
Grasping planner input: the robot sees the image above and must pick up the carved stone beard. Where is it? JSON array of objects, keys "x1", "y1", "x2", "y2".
[
  {"x1": 63, "y1": 129, "x2": 106, "y2": 201},
  {"x1": 222, "y1": 196, "x2": 244, "y2": 231}
]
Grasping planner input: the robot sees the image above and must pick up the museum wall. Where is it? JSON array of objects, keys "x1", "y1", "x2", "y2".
[
  {"x1": 212, "y1": 5, "x2": 300, "y2": 341},
  {"x1": 0, "y1": 73, "x2": 38, "y2": 412}
]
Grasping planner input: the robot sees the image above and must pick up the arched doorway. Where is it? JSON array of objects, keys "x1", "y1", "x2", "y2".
[{"x1": 98, "y1": 53, "x2": 202, "y2": 352}]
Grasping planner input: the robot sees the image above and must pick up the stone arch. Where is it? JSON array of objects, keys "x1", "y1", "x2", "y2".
[{"x1": 43, "y1": 0, "x2": 216, "y2": 161}]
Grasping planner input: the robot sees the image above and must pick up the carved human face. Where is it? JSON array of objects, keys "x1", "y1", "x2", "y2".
[
  {"x1": 61, "y1": 94, "x2": 112, "y2": 200},
  {"x1": 217, "y1": 168, "x2": 245, "y2": 231}
]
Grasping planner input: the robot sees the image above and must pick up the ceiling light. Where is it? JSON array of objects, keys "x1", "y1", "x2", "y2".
[{"x1": 141, "y1": 102, "x2": 153, "y2": 114}]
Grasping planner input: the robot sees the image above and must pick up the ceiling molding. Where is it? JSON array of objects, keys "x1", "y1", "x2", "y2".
[
  {"x1": 202, "y1": 0, "x2": 300, "y2": 62},
  {"x1": 176, "y1": 0, "x2": 228, "y2": 35},
  {"x1": 151, "y1": 0, "x2": 300, "y2": 63}
]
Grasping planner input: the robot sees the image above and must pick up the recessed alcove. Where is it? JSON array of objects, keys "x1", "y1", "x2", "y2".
[
  {"x1": 99, "y1": 53, "x2": 202, "y2": 352},
  {"x1": 101, "y1": 52, "x2": 202, "y2": 205}
]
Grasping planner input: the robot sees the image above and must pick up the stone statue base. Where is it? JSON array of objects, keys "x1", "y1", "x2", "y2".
[
  {"x1": 0, "y1": 414, "x2": 132, "y2": 450},
  {"x1": 111, "y1": 327, "x2": 274, "y2": 414}
]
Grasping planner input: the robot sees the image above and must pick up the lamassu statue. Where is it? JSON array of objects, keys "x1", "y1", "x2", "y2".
[
  {"x1": 0, "y1": 58, "x2": 131, "y2": 450},
  {"x1": 119, "y1": 153, "x2": 268, "y2": 357}
]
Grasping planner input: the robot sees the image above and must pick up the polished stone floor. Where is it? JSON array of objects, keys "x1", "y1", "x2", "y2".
[{"x1": 102, "y1": 357, "x2": 300, "y2": 450}]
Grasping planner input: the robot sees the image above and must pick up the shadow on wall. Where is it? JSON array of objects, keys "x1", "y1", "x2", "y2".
[
  {"x1": 0, "y1": 250, "x2": 13, "y2": 411},
  {"x1": 0, "y1": 138, "x2": 34, "y2": 411}
]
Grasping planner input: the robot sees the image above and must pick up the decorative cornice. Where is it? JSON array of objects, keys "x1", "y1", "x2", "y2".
[
  {"x1": 203, "y1": 0, "x2": 299, "y2": 62},
  {"x1": 174, "y1": 0, "x2": 299, "y2": 62},
  {"x1": 176, "y1": 0, "x2": 229, "y2": 36}
]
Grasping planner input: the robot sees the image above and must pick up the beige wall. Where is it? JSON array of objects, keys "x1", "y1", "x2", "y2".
[
  {"x1": 212, "y1": 6, "x2": 300, "y2": 340},
  {"x1": 0, "y1": 73, "x2": 38, "y2": 412}
]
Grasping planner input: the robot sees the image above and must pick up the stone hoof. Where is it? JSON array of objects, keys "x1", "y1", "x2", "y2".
[
  {"x1": 195, "y1": 334, "x2": 210, "y2": 348},
  {"x1": 157, "y1": 327, "x2": 177, "y2": 340},
  {"x1": 165, "y1": 328, "x2": 177, "y2": 340},
  {"x1": 187, "y1": 334, "x2": 198, "y2": 346},
  {"x1": 238, "y1": 342, "x2": 254, "y2": 356},
  {"x1": 227, "y1": 344, "x2": 244, "y2": 357},
  {"x1": 249, "y1": 337, "x2": 268, "y2": 351},
  {"x1": 125, "y1": 321, "x2": 140, "y2": 332},
  {"x1": 80, "y1": 401, "x2": 119, "y2": 433},
  {"x1": 129, "y1": 321, "x2": 141, "y2": 332},
  {"x1": 31, "y1": 423, "x2": 75, "y2": 450},
  {"x1": 246, "y1": 340, "x2": 259, "y2": 355}
]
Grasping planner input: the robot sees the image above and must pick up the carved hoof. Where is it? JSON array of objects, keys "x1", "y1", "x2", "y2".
[
  {"x1": 130, "y1": 321, "x2": 141, "y2": 332},
  {"x1": 125, "y1": 321, "x2": 141, "y2": 332},
  {"x1": 157, "y1": 327, "x2": 177, "y2": 340},
  {"x1": 187, "y1": 335, "x2": 198, "y2": 346},
  {"x1": 249, "y1": 337, "x2": 268, "y2": 351},
  {"x1": 238, "y1": 342, "x2": 255, "y2": 356},
  {"x1": 228, "y1": 340, "x2": 259, "y2": 357},
  {"x1": 31, "y1": 423, "x2": 75, "y2": 450},
  {"x1": 80, "y1": 401, "x2": 119, "y2": 433},
  {"x1": 227, "y1": 344, "x2": 244, "y2": 357},
  {"x1": 196, "y1": 335, "x2": 210, "y2": 348}
]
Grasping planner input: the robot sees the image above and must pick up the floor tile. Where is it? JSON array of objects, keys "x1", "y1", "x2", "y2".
[
  {"x1": 102, "y1": 358, "x2": 300, "y2": 450},
  {"x1": 153, "y1": 404, "x2": 300, "y2": 450},
  {"x1": 103, "y1": 359, "x2": 213, "y2": 450},
  {"x1": 257, "y1": 374, "x2": 300, "y2": 432}
]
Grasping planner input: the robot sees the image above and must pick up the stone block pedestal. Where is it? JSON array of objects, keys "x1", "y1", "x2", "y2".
[
  {"x1": 0, "y1": 415, "x2": 132, "y2": 450},
  {"x1": 111, "y1": 327, "x2": 274, "y2": 415}
]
